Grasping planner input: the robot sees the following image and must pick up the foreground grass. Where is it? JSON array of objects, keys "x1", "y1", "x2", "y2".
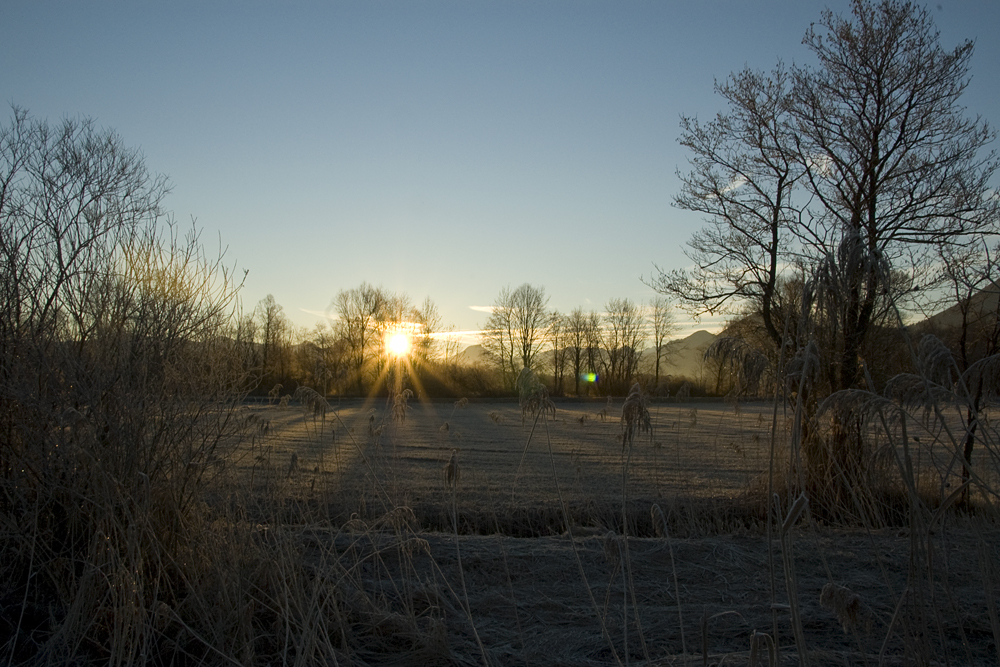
[{"x1": 3, "y1": 395, "x2": 998, "y2": 665}]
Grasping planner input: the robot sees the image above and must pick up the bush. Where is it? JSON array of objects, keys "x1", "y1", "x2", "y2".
[{"x1": 0, "y1": 108, "x2": 253, "y2": 663}]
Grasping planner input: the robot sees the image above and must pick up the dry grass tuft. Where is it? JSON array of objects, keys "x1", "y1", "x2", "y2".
[
  {"x1": 392, "y1": 388, "x2": 413, "y2": 422},
  {"x1": 748, "y1": 630, "x2": 778, "y2": 667},
  {"x1": 444, "y1": 449, "x2": 460, "y2": 489},
  {"x1": 516, "y1": 367, "x2": 555, "y2": 422},
  {"x1": 620, "y1": 382, "x2": 651, "y2": 449},
  {"x1": 819, "y1": 583, "x2": 864, "y2": 633}
]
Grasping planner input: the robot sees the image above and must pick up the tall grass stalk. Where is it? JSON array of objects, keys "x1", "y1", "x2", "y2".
[
  {"x1": 619, "y1": 384, "x2": 652, "y2": 664},
  {"x1": 446, "y1": 451, "x2": 491, "y2": 667},
  {"x1": 515, "y1": 368, "x2": 624, "y2": 667},
  {"x1": 778, "y1": 493, "x2": 811, "y2": 667},
  {"x1": 484, "y1": 481, "x2": 528, "y2": 664},
  {"x1": 650, "y1": 504, "x2": 686, "y2": 656}
]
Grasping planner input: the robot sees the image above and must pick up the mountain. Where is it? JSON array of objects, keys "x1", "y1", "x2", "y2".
[
  {"x1": 639, "y1": 329, "x2": 718, "y2": 380},
  {"x1": 454, "y1": 344, "x2": 487, "y2": 365},
  {"x1": 911, "y1": 281, "x2": 999, "y2": 332},
  {"x1": 452, "y1": 330, "x2": 719, "y2": 379}
]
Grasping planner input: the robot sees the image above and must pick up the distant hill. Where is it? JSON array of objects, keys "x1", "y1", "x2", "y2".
[
  {"x1": 453, "y1": 330, "x2": 719, "y2": 379},
  {"x1": 911, "y1": 281, "x2": 999, "y2": 332},
  {"x1": 455, "y1": 344, "x2": 487, "y2": 365},
  {"x1": 639, "y1": 329, "x2": 717, "y2": 380}
]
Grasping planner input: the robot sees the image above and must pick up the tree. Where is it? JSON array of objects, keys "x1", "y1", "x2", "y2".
[
  {"x1": 0, "y1": 108, "x2": 250, "y2": 660},
  {"x1": 302, "y1": 321, "x2": 348, "y2": 396},
  {"x1": 930, "y1": 233, "x2": 1000, "y2": 489},
  {"x1": 330, "y1": 285, "x2": 441, "y2": 395},
  {"x1": 439, "y1": 324, "x2": 463, "y2": 367},
  {"x1": 481, "y1": 289, "x2": 516, "y2": 389},
  {"x1": 412, "y1": 296, "x2": 442, "y2": 365},
  {"x1": 654, "y1": 65, "x2": 800, "y2": 352},
  {"x1": 658, "y1": 0, "x2": 998, "y2": 393},
  {"x1": 332, "y1": 282, "x2": 389, "y2": 394},
  {"x1": 1, "y1": 107, "x2": 168, "y2": 359},
  {"x1": 481, "y1": 283, "x2": 550, "y2": 390},
  {"x1": 547, "y1": 310, "x2": 568, "y2": 396},
  {"x1": 565, "y1": 307, "x2": 589, "y2": 395},
  {"x1": 648, "y1": 296, "x2": 678, "y2": 392},
  {"x1": 933, "y1": 235, "x2": 1000, "y2": 371},
  {"x1": 791, "y1": 0, "x2": 998, "y2": 390},
  {"x1": 600, "y1": 298, "x2": 647, "y2": 395},
  {"x1": 233, "y1": 311, "x2": 261, "y2": 378},
  {"x1": 255, "y1": 294, "x2": 291, "y2": 388},
  {"x1": 584, "y1": 310, "x2": 603, "y2": 394},
  {"x1": 372, "y1": 290, "x2": 415, "y2": 384}
]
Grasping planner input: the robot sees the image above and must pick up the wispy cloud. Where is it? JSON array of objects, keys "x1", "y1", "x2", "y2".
[
  {"x1": 469, "y1": 305, "x2": 494, "y2": 313},
  {"x1": 721, "y1": 175, "x2": 747, "y2": 194},
  {"x1": 299, "y1": 308, "x2": 337, "y2": 321},
  {"x1": 427, "y1": 329, "x2": 484, "y2": 338},
  {"x1": 430, "y1": 329, "x2": 484, "y2": 348}
]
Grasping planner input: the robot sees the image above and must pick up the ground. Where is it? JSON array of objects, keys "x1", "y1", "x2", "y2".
[{"x1": 230, "y1": 398, "x2": 1000, "y2": 665}]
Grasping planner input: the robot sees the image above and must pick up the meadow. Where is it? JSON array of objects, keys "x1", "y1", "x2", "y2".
[
  {"x1": 211, "y1": 396, "x2": 1000, "y2": 666},
  {"x1": 244, "y1": 398, "x2": 773, "y2": 530}
]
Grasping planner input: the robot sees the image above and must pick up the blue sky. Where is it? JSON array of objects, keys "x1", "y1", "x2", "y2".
[{"x1": 4, "y1": 1, "x2": 999, "y2": 344}]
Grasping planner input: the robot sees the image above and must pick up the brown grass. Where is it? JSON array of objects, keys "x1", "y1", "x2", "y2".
[{"x1": 3, "y1": 394, "x2": 998, "y2": 665}]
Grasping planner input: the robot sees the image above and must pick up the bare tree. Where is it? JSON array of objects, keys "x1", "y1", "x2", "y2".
[
  {"x1": 332, "y1": 282, "x2": 389, "y2": 394},
  {"x1": 255, "y1": 294, "x2": 291, "y2": 388},
  {"x1": 584, "y1": 310, "x2": 603, "y2": 395},
  {"x1": 601, "y1": 298, "x2": 647, "y2": 395},
  {"x1": 303, "y1": 321, "x2": 348, "y2": 396},
  {"x1": 482, "y1": 283, "x2": 550, "y2": 390},
  {"x1": 547, "y1": 310, "x2": 568, "y2": 396},
  {"x1": 439, "y1": 324, "x2": 463, "y2": 367},
  {"x1": 329, "y1": 285, "x2": 433, "y2": 395},
  {"x1": 412, "y1": 296, "x2": 442, "y2": 365},
  {"x1": 373, "y1": 291, "x2": 415, "y2": 381},
  {"x1": 649, "y1": 296, "x2": 678, "y2": 392},
  {"x1": 661, "y1": 0, "x2": 998, "y2": 396},
  {"x1": 934, "y1": 235, "x2": 1000, "y2": 370},
  {"x1": 931, "y1": 234, "x2": 1000, "y2": 488},
  {"x1": 481, "y1": 290, "x2": 515, "y2": 389},
  {"x1": 0, "y1": 108, "x2": 251, "y2": 661},
  {"x1": 565, "y1": 307, "x2": 589, "y2": 395},
  {"x1": 653, "y1": 65, "x2": 800, "y2": 352},
  {"x1": 791, "y1": 0, "x2": 999, "y2": 390},
  {"x1": 230, "y1": 310, "x2": 260, "y2": 381}
]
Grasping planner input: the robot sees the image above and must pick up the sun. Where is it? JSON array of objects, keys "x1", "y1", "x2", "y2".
[{"x1": 385, "y1": 330, "x2": 412, "y2": 358}]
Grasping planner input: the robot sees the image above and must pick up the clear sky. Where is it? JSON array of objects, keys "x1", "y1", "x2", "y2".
[{"x1": 4, "y1": 1, "x2": 999, "y2": 345}]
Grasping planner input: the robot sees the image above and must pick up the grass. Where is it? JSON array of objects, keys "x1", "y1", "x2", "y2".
[{"x1": 3, "y1": 365, "x2": 999, "y2": 665}]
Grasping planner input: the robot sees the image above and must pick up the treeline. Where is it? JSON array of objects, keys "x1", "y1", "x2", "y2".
[
  {"x1": 241, "y1": 286, "x2": 698, "y2": 399},
  {"x1": 239, "y1": 285, "x2": 468, "y2": 399}
]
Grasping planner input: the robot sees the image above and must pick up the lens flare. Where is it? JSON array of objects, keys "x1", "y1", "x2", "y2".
[{"x1": 580, "y1": 372, "x2": 598, "y2": 383}]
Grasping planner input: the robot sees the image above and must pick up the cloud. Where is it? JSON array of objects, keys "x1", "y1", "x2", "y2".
[
  {"x1": 299, "y1": 308, "x2": 337, "y2": 321},
  {"x1": 426, "y1": 329, "x2": 484, "y2": 338},
  {"x1": 720, "y1": 175, "x2": 747, "y2": 194},
  {"x1": 428, "y1": 329, "x2": 484, "y2": 348},
  {"x1": 468, "y1": 305, "x2": 494, "y2": 313}
]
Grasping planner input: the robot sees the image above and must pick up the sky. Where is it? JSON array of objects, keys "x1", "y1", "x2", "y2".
[{"x1": 3, "y1": 1, "x2": 999, "y2": 347}]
